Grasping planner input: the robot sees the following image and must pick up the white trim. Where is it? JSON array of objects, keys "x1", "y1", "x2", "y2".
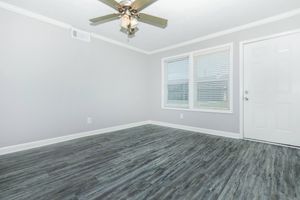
[
  {"x1": 71, "y1": 27, "x2": 91, "y2": 42},
  {"x1": 161, "y1": 43, "x2": 233, "y2": 113},
  {"x1": 149, "y1": 121, "x2": 241, "y2": 139},
  {"x1": 91, "y1": 33, "x2": 149, "y2": 54},
  {"x1": 239, "y1": 28, "x2": 300, "y2": 140},
  {"x1": 0, "y1": 1, "x2": 300, "y2": 55},
  {"x1": 161, "y1": 58, "x2": 166, "y2": 109},
  {"x1": 239, "y1": 41, "x2": 245, "y2": 139},
  {"x1": 149, "y1": 8, "x2": 300, "y2": 54},
  {"x1": 192, "y1": 44, "x2": 232, "y2": 56},
  {"x1": 2, "y1": 119, "x2": 298, "y2": 156},
  {"x1": 0, "y1": 120, "x2": 240, "y2": 156},
  {"x1": 0, "y1": 121, "x2": 150, "y2": 156},
  {"x1": 161, "y1": 107, "x2": 234, "y2": 114},
  {"x1": 0, "y1": 1, "x2": 148, "y2": 55},
  {"x1": 240, "y1": 29, "x2": 300, "y2": 45},
  {"x1": 188, "y1": 53, "x2": 194, "y2": 109},
  {"x1": 161, "y1": 54, "x2": 190, "y2": 109},
  {"x1": 229, "y1": 43, "x2": 234, "y2": 113},
  {"x1": 0, "y1": 1, "x2": 71, "y2": 29},
  {"x1": 244, "y1": 138, "x2": 300, "y2": 150}
]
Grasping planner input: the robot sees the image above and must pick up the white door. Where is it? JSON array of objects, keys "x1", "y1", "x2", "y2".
[{"x1": 244, "y1": 32, "x2": 300, "y2": 147}]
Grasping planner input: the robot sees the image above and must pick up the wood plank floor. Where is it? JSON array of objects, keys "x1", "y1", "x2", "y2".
[{"x1": 0, "y1": 125, "x2": 300, "y2": 200}]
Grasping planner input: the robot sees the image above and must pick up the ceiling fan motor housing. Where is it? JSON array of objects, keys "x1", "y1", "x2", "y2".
[
  {"x1": 119, "y1": 0, "x2": 138, "y2": 15},
  {"x1": 120, "y1": 0, "x2": 133, "y2": 7}
]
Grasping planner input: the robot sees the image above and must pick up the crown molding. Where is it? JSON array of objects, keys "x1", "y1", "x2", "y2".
[
  {"x1": 1, "y1": 1, "x2": 300, "y2": 55},
  {"x1": 148, "y1": 8, "x2": 300, "y2": 54},
  {"x1": 0, "y1": 1, "x2": 148, "y2": 54},
  {"x1": 0, "y1": 1, "x2": 71, "y2": 29},
  {"x1": 90, "y1": 33, "x2": 149, "y2": 54}
]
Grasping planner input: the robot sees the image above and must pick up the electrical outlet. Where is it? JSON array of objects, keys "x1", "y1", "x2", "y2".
[
  {"x1": 87, "y1": 117, "x2": 93, "y2": 124},
  {"x1": 180, "y1": 113, "x2": 184, "y2": 119}
]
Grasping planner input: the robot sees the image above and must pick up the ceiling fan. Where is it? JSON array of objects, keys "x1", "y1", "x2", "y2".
[{"x1": 89, "y1": 0, "x2": 168, "y2": 37}]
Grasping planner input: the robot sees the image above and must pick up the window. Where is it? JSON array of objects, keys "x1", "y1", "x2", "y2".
[
  {"x1": 194, "y1": 48, "x2": 231, "y2": 110},
  {"x1": 164, "y1": 57, "x2": 189, "y2": 108},
  {"x1": 162, "y1": 44, "x2": 233, "y2": 113}
]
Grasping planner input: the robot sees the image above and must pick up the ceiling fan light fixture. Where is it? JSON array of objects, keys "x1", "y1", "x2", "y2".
[
  {"x1": 121, "y1": 14, "x2": 138, "y2": 29},
  {"x1": 90, "y1": 0, "x2": 168, "y2": 37},
  {"x1": 130, "y1": 17, "x2": 138, "y2": 28},
  {"x1": 121, "y1": 14, "x2": 131, "y2": 28}
]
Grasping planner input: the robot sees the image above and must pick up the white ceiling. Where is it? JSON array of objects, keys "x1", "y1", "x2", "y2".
[{"x1": 1, "y1": 0, "x2": 300, "y2": 52}]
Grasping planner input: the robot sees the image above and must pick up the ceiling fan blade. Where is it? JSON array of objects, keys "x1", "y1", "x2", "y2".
[
  {"x1": 90, "y1": 14, "x2": 120, "y2": 25},
  {"x1": 131, "y1": 0, "x2": 158, "y2": 11},
  {"x1": 98, "y1": 0, "x2": 120, "y2": 11},
  {"x1": 138, "y1": 13, "x2": 168, "y2": 28}
]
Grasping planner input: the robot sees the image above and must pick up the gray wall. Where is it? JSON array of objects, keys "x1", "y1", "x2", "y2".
[
  {"x1": 148, "y1": 14, "x2": 300, "y2": 134},
  {"x1": 0, "y1": 9, "x2": 149, "y2": 147},
  {"x1": 1, "y1": 7, "x2": 300, "y2": 148}
]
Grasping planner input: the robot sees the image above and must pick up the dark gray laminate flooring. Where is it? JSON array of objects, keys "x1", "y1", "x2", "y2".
[{"x1": 1, "y1": 125, "x2": 300, "y2": 200}]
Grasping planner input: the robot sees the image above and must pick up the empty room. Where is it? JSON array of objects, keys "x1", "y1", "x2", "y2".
[{"x1": 1, "y1": 0, "x2": 300, "y2": 199}]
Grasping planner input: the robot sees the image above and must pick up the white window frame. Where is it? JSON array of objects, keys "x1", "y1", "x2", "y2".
[{"x1": 161, "y1": 43, "x2": 233, "y2": 114}]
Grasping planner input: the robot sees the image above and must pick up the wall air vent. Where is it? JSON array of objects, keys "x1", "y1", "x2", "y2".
[{"x1": 71, "y1": 28, "x2": 91, "y2": 42}]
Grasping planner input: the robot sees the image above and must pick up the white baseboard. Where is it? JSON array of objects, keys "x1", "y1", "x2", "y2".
[
  {"x1": 0, "y1": 121, "x2": 151, "y2": 156},
  {"x1": 149, "y1": 120, "x2": 241, "y2": 139},
  {"x1": 0, "y1": 120, "x2": 240, "y2": 156}
]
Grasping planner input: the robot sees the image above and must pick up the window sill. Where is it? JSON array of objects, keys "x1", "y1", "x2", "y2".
[{"x1": 161, "y1": 106, "x2": 233, "y2": 114}]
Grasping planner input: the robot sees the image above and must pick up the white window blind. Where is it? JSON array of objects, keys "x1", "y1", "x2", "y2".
[
  {"x1": 162, "y1": 44, "x2": 232, "y2": 113},
  {"x1": 164, "y1": 57, "x2": 189, "y2": 108},
  {"x1": 193, "y1": 48, "x2": 231, "y2": 110}
]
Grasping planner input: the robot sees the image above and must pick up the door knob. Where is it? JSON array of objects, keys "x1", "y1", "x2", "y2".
[{"x1": 244, "y1": 97, "x2": 249, "y2": 101}]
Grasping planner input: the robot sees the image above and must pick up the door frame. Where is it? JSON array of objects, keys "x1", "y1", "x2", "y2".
[{"x1": 239, "y1": 29, "x2": 300, "y2": 141}]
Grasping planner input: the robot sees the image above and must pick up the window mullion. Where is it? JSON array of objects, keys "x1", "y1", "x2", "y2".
[{"x1": 189, "y1": 53, "x2": 194, "y2": 109}]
